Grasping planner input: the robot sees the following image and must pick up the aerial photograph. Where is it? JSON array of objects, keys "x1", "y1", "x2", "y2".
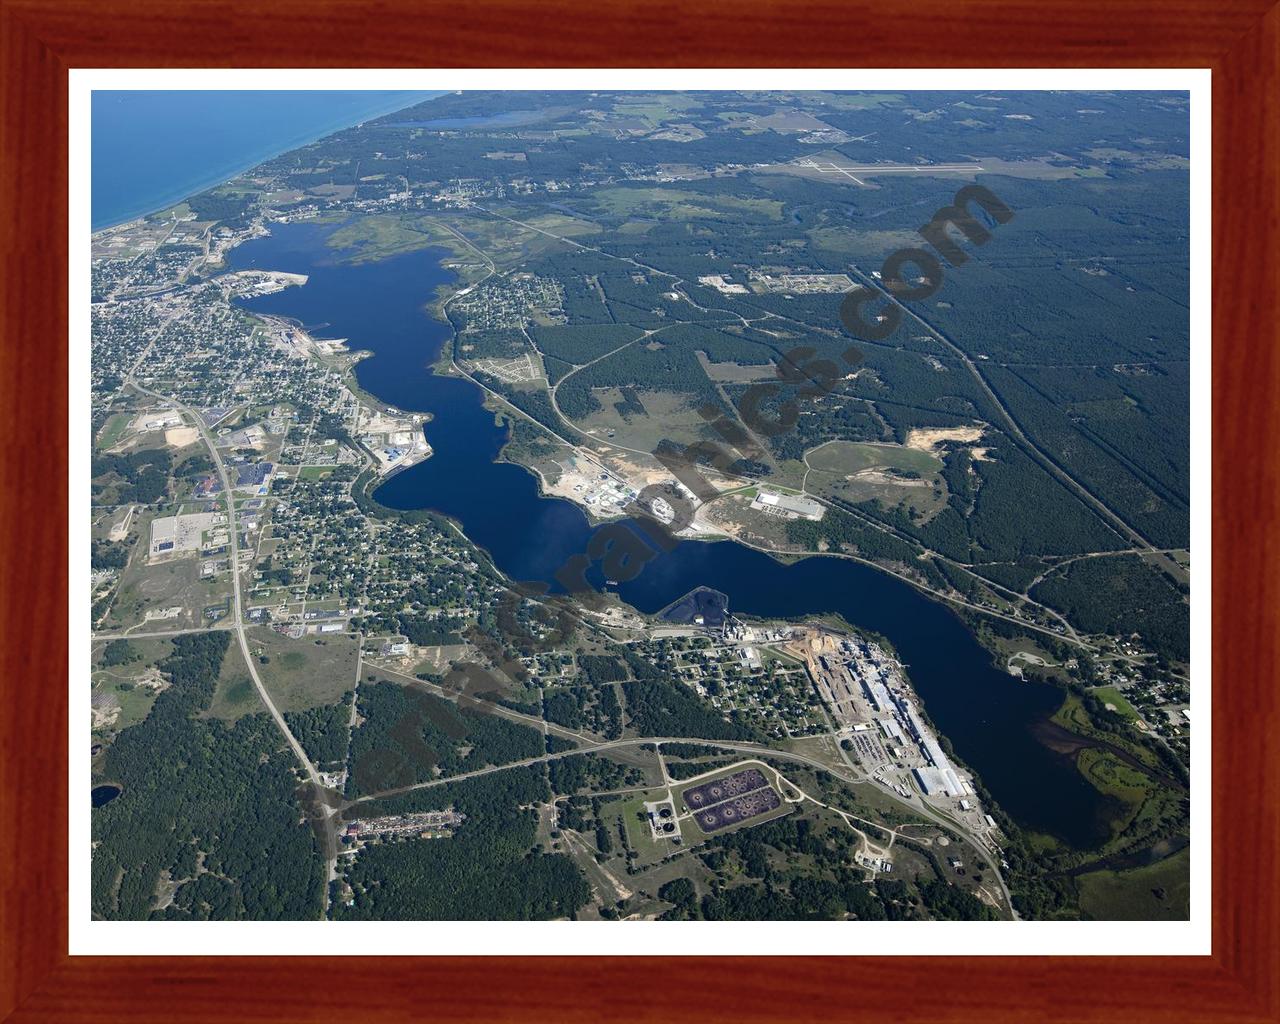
[{"x1": 89, "y1": 88, "x2": 1192, "y2": 924}]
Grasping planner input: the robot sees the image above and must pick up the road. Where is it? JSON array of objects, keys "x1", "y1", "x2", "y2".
[
  {"x1": 438, "y1": 208, "x2": 1110, "y2": 649},
  {"x1": 344, "y1": 696, "x2": 1015, "y2": 915},
  {"x1": 847, "y1": 265, "x2": 1164, "y2": 556},
  {"x1": 354, "y1": 661, "x2": 1013, "y2": 911},
  {"x1": 124, "y1": 384, "x2": 320, "y2": 779},
  {"x1": 122, "y1": 374, "x2": 338, "y2": 903}
]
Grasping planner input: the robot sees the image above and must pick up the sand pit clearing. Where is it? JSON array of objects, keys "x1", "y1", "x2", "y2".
[
  {"x1": 905, "y1": 425, "x2": 986, "y2": 456},
  {"x1": 164, "y1": 426, "x2": 201, "y2": 448}
]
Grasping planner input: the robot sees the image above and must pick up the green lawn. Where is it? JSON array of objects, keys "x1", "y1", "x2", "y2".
[
  {"x1": 1091, "y1": 685, "x2": 1138, "y2": 720},
  {"x1": 96, "y1": 413, "x2": 132, "y2": 450},
  {"x1": 806, "y1": 439, "x2": 942, "y2": 477},
  {"x1": 597, "y1": 790, "x2": 674, "y2": 866}
]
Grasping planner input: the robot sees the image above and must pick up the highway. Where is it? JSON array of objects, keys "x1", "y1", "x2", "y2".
[
  {"x1": 848, "y1": 265, "x2": 1164, "y2": 556},
  {"x1": 123, "y1": 382, "x2": 321, "y2": 781},
  {"x1": 121, "y1": 374, "x2": 338, "y2": 900},
  {"x1": 356, "y1": 662, "x2": 1014, "y2": 915}
]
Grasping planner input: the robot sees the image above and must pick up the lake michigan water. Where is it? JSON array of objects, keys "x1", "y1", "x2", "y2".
[
  {"x1": 226, "y1": 223, "x2": 1114, "y2": 847},
  {"x1": 91, "y1": 90, "x2": 441, "y2": 230}
]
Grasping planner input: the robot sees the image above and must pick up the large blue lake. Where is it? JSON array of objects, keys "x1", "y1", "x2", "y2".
[
  {"x1": 229, "y1": 221, "x2": 1110, "y2": 847},
  {"x1": 91, "y1": 91, "x2": 441, "y2": 230}
]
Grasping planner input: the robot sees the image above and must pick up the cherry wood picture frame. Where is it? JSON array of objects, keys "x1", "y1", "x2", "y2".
[{"x1": 2, "y1": 1, "x2": 1277, "y2": 1020}]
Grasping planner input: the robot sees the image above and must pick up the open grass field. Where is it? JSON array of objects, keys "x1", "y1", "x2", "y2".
[
  {"x1": 612, "y1": 95, "x2": 702, "y2": 126},
  {"x1": 804, "y1": 439, "x2": 947, "y2": 516},
  {"x1": 204, "y1": 640, "x2": 264, "y2": 721},
  {"x1": 573, "y1": 387, "x2": 712, "y2": 452},
  {"x1": 92, "y1": 635, "x2": 174, "y2": 672},
  {"x1": 96, "y1": 412, "x2": 133, "y2": 450},
  {"x1": 589, "y1": 187, "x2": 784, "y2": 223},
  {"x1": 695, "y1": 351, "x2": 777, "y2": 383},
  {"x1": 102, "y1": 540, "x2": 232, "y2": 633},
  {"x1": 596, "y1": 789, "x2": 678, "y2": 867},
  {"x1": 1052, "y1": 692, "x2": 1168, "y2": 776},
  {"x1": 516, "y1": 212, "x2": 601, "y2": 239},
  {"x1": 807, "y1": 438, "x2": 942, "y2": 478},
  {"x1": 806, "y1": 225, "x2": 921, "y2": 256},
  {"x1": 1076, "y1": 747, "x2": 1152, "y2": 807},
  {"x1": 325, "y1": 214, "x2": 455, "y2": 263},
  {"x1": 1076, "y1": 845, "x2": 1190, "y2": 921},
  {"x1": 1091, "y1": 684, "x2": 1139, "y2": 720},
  {"x1": 91, "y1": 637, "x2": 180, "y2": 733},
  {"x1": 246, "y1": 626, "x2": 358, "y2": 712}
]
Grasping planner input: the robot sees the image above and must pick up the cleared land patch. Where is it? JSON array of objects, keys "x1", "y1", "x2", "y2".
[
  {"x1": 805, "y1": 439, "x2": 946, "y2": 515},
  {"x1": 247, "y1": 626, "x2": 359, "y2": 712},
  {"x1": 588, "y1": 187, "x2": 784, "y2": 223}
]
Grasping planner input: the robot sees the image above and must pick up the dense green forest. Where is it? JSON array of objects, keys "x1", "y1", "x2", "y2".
[
  {"x1": 92, "y1": 634, "x2": 325, "y2": 920},
  {"x1": 336, "y1": 767, "x2": 589, "y2": 919},
  {"x1": 91, "y1": 448, "x2": 171, "y2": 504},
  {"x1": 542, "y1": 683, "x2": 622, "y2": 738},
  {"x1": 346, "y1": 680, "x2": 545, "y2": 796},
  {"x1": 1031, "y1": 554, "x2": 1190, "y2": 661},
  {"x1": 661, "y1": 813, "x2": 994, "y2": 921},
  {"x1": 283, "y1": 693, "x2": 353, "y2": 771}
]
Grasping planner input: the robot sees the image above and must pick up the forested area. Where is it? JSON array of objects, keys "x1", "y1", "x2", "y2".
[
  {"x1": 184, "y1": 189, "x2": 257, "y2": 228},
  {"x1": 576, "y1": 654, "x2": 627, "y2": 683},
  {"x1": 346, "y1": 681, "x2": 545, "y2": 796},
  {"x1": 609, "y1": 642, "x2": 757, "y2": 740},
  {"x1": 786, "y1": 505, "x2": 939, "y2": 570},
  {"x1": 983, "y1": 364, "x2": 1188, "y2": 548},
  {"x1": 277, "y1": 91, "x2": 1191, "y2": 574},
  {"x1": 283, "y1": 693, "x2": 353, "y2": 771},
  {"x1": 542, "y1": 684, "x2": 622, "y2": 738},
  {"x1": 92, "y1": 634, "x2": 325, "y2": 920},
  {"x1": 547, "y1": 752, "x2": 642, "y2": 795},
  {"x1": 969, "y1": 557, "x2": 1049, "y2": 592},
  {"x1": 396, "y1": 614, "x2": 464, "y2": 646},
  {"x1": 660, "y1": 813, "x2": 994, "y2": 921},
  {"x1": 1031, "y1": 554, "x2": 1190, "y2": 662},
  {"x1": 968, "y1": 447, "x2": 1124, "y2": 558},
  {"x1": 91, "y1": 448, "x2": 171, "y2": 504},
  {"x1": 336, "y1": 767, "x2": 589, "y2": 919},
  {"x1": 100, "y1": 638, "x2": 138, "y2": 667},
  {"x1": 621, "y1": 678, "x2": 755, "y2": 740},
  {"x1": 530, "y1": 323, "x2": 643, "y2": 364}
]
